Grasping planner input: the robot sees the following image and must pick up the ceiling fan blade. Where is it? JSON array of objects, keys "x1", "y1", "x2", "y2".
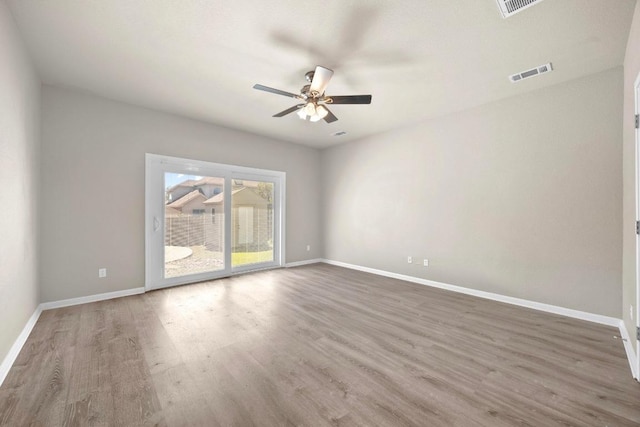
[
  {"x1": 253, "y1": 84, "x2": 300, "y2": 99},
  {"x1": 323, "y1": 107, "x2": 338, "y2": 123},
  {"x1": 309, "y1": 66, "x2": 334, "y2": 96},
  {"x1": 273, "y1": 104, "x2": 304, "y2": 117},
  {"x1": 326, "y1": 95, "x2": 372, "y2": 104}
]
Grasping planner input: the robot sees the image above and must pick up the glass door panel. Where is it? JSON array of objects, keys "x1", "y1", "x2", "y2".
[
  {"x1": 231, "y1": 180, "x2": 274, "y2": 267},
  {"x1": 164, "y1": 172, "x2": 225, "y2": 278}
]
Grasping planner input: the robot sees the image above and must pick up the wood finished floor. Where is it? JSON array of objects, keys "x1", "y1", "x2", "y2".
[{"x1": 1, "y1": 263, "x2": 639, "y2": 426}]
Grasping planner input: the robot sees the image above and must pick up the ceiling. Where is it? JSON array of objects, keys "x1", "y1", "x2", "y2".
[{"x1": 6, "y1": 0, "x2": 637, "y2": 148}]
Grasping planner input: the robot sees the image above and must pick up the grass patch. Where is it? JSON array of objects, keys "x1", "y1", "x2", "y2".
[
  {"x1": 232, "y1": 250, "x2": 273, "y2": 266},
  {"x1": 166, "y1": 245, "x2": 273, "y2": 269}
]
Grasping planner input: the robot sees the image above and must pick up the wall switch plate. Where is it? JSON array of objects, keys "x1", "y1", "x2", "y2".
[
  {"x1": 423, "y1": 259, "x2": 429, "y2": 267},
  {"x1": 632, "y1": 305, "x2": 634, "y2": 320},
  {"x1": 407, "y1": 256, "x2": 412, "y2": 264},
  {"x1": 306, "y1": 245, "x2": 311, "y2": 251},
  {"x1": 98, "y1": 268, "x2": 107, "y2": 278}
]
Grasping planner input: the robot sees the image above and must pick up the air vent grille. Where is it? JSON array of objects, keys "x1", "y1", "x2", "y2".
[
  {"x1": 496, "y1": 0, "x2": 545, "y2": 18},
  {"x1": 509, "y1": 62, "x2": 553, "y2": 83}
]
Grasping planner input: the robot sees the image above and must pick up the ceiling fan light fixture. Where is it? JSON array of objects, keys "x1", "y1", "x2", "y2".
[
  {"x1": 296, "y1": 108, "x2": 307, "y2": 120},
  {"x1": 315, "y1": 104, "x2": 328, "y2": 119},
  {"x1": 304, "y1": 102, "x2": 316, "y2": 116},
  {"x1": 306, "y1": 103, "x2": 329, "y2": 122}
]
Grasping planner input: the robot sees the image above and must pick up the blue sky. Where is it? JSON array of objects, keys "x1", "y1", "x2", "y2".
[{"x1": 165, "y1": 172, "x2": 202, "y2": 190}]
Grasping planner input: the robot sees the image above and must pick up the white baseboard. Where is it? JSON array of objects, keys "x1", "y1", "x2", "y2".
[
  {"x1": 321, "y1": 259, "x2": 620, "y2": 327},
  {"x1": 619, "y1": 320, "x2": 639, "y2": 380},
  {"x1": 0, "y1": 305, "x2": 42, "y2": 387},
  {"x1": 285, "y1": 258, "x2": 323, "y2": 268},
  {"x1": 39, "y1": 287, "x2": 145, "y2": 310}
]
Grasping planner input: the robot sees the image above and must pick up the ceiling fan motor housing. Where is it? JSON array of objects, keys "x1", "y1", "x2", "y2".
[{"x1": 304, "y1": 70, "x2": 315, "y2": 82}]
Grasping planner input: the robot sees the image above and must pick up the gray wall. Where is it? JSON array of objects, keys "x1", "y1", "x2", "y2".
[
  {"x1": 622, "y1": 1, "x2": 640, "y2": 361},
  {"x1": 0, "y1": 2, "x2": 40, "y2": 365},
  {"x1": 40, "y1": 86, "x2": 321, "y2": 302},
  {"x1": 321, "y1": 68, "x2": 623, "y2": 317}
]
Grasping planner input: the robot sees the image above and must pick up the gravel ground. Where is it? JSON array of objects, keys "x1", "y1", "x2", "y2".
[{"x1": 165, "y1": 245, "x2": 223, "y2": 278}]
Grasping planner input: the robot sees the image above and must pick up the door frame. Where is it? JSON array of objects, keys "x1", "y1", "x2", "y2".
[
  {"x1": 145, "y1": 153, "x2": 286, "y2": 291},
  {"x1": 634, "y1": 71, "x2": 640, "y2": 379}
]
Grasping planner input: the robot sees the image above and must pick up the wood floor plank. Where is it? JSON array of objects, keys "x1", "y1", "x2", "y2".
[{"x1": 1, "y1": 263, "x2": 639, "y2": 426}]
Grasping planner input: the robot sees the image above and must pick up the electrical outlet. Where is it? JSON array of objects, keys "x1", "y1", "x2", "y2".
[
  {"x1": 98, "y1": 268, "x2": 107, "y2": 278},
  {"x1": 423, "y1": 259, "x2": 429, "y2": 267},
  {"x1": 407, "y1": 256, "x2": 412, "y2": 264}
]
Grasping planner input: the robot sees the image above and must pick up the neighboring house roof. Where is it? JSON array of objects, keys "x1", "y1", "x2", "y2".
[
  {"x1": 204, "y1": 188, "x2": 243, "y2": 205},
  {"x1": 165, "y1": 206, "x2": 181, "y2": 216},
  {"x1": 167, "y1": 176, "x2": 224, "y2": 193},
  {"x1": 167, "y1": 179, "x2": 197, "y2": 192},
  {"x1": 232, "y1": 179, "x2": 259, "y2": 188},
  {"x1": 194, "y1": 176, "x2": 223, "y2": 186},
  {"x1": 167, "y1": 189, "x2": 205, "y2": 208},
  {"x1": 204, "y1": 187, "x2": 270, "y2": 205}
]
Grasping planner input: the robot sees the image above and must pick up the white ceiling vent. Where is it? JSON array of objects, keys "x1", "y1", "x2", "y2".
[
  {"x1": 496, "y1": 0, "x2": 545, "y2": 18},
  {"x1": 509, "y1": 62, "x2": 553, "y2": 83}
]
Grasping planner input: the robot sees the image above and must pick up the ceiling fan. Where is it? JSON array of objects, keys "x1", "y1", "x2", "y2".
[{"x1": 253, "y1": 66, "x2": 372, "y2": 123}]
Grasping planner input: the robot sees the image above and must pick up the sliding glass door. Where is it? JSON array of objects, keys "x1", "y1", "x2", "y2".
[{"x1": 145, "y1": 154, "x2": 284, "y2": 290}]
